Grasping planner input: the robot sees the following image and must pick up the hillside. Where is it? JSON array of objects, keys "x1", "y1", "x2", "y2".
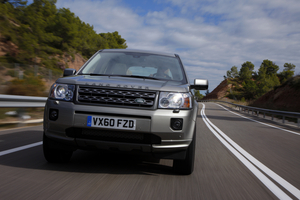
[
  {"x1": 202, "y1": 79, "x2": 233, "y2": 100},
  {"x1": 250, "y1": 76, "x2": 300, "y2": 112},
  {"x1": 0, "y1": 1, "x2": 128, "y2": 96},
  {"x1": 203, "y1": 76, "x2": 300, "y2": 112}
]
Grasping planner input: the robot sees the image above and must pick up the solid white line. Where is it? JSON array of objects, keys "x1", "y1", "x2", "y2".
[
  {"x1": 211, "y1": 104, "x2": 300, "y2": 198},
  {"x1": 0, "y1": 141, "x2": 42, "y2": 157},
  {"x1": 201, "y1": 104, "x2": 295, "y2": 200},
  {"x1": 203, "y1": 105, "x2": 300, "y2": 198},
  {"x1": 216, "y1": 103, "x2": 300, "y2": 136}
]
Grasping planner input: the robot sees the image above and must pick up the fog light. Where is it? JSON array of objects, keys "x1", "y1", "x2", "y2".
[
  {"x1": 49, "y1": 109, "x2": 59, "y2": 121},
  {"x1": 170, "y1": 118, "x2": 183, "y2": 130}
]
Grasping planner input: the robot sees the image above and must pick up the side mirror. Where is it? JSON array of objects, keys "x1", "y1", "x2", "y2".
[
  {"x1": 63, "y1": 68, "x2": 76, "y2": 77},
  {"x1": 190, "y1": 79, "x2": 208, "y2": 90}
]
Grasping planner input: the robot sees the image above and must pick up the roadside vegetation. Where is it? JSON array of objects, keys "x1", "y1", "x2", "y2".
[
  {"x1": 194, "y1": 90, "x2": 204, "y2": 100},
  {"x1": 223, "y1": 60, "x2": 296, "y2": 102},
  {"x1": 0, "y1": 0, "x2": 127, "y2": 96}
]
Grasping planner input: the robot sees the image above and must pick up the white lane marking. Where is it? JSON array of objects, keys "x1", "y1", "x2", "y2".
[
  {"x1": 201, "y1": 104, "x2": 299, "y2": 199},
  {"x1": 203, "y1": 104, "x2": 300, "y2": 198},
  {"x1": 216, "y1": 103, "x2": 300, "y2": 136},
  {"x1": 0, "y1": 141, "x2": 42, "y2": 157}
]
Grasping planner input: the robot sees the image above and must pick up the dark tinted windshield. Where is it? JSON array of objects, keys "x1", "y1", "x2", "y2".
[{"x1": 79, "y1": 52, "x2": 186, "y2": 82}]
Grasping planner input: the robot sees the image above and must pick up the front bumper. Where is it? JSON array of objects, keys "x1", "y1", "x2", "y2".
[{"x1": 44, "y1": 99, "x2": 198, "y2": 159}]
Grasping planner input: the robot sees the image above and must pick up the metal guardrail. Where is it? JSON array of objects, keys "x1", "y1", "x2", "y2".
[
  {"x1": 199, "y1": 100, "x2": 300, "y2": 127},
  {"x1": 0, "y1": 94, "x2": 47, "y2": 108},
  {"x1": 1, "y1": 95, "x2": 300, "y2": 127}
]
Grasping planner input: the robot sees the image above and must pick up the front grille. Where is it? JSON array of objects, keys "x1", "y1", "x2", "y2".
[
  {"x1": 65, "y1": 128, "x2": 161, "y2": 144},
  {"x1": 77, "y1": 86, "x2": 156, "y2": 108}
]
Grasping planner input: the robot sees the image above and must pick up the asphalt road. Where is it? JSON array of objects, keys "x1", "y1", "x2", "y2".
[{"x1": 0, "y1": 103, "x2": 299, "y2": 199}]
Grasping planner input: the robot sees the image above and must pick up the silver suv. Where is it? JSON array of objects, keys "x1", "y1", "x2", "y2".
[{"x1": 43, "y1": 49, "x2": 208, "y2": 175}]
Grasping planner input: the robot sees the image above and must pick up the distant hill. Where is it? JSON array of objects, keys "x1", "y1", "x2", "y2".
[{"x1": 203, "y1": 76, "x2": 300, "y2": 112}]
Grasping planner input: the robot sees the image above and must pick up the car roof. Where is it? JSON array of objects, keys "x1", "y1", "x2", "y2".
[{"x1": 101, "y1": 49, "x2": 177, "y2": 57}]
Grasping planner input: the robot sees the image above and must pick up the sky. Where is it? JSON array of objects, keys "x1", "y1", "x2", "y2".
[{"x1": 28, "y1": 0, "x2": 300, "y2": 92}]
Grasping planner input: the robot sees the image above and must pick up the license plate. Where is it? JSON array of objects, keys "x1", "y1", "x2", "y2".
[{"x1": 87, "y1": 116, "x2": 136, "y2": 130}]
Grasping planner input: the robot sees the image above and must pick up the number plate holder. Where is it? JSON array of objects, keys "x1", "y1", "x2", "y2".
[{"x1": 87, "y1": 116, "x2": 136, "y2": 130}]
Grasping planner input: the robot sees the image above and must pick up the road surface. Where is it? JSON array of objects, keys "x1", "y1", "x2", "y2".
[{"x1": 0, "y1": 103, "x2": 299, "y2": 199}]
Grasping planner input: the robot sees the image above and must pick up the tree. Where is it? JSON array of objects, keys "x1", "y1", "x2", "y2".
[
  {"x1": 99, "y1": 31, "x2": 127, "y2": 49},
  {"x1": 257, "y1": 65, "x2": 280, "y2": 96},
  {"x1": 260, "y1": 59, "x2": 279, "y2": 76},
  {"x1": 283, "y1": 63, "x2": 296, "y2": 71},
  {"x1": 194, "y1": 90, "x2": 204, "y2": 100},
  {"x1": 241, "y1": 61, "x2": 254, "y2": 71},
  {"x1": 239, "y1": 61, "x2": 254, "y2": 80},
  {"x1": 226, "y1": 66, "x2": 239, "y2": 79},
  {"x1": 0, "y1": 0, "x2": 27, "y2": 7},
  {"x1": 0, "y1": 0, "x2": 128, "y2": 67},
  {"x1": 239, "y1": 67, "x2": 252, "y2": 80},
  {"x1": 242, "y1": 79, "x2": 259, "y2": 99},
  {"x1": 278, "y1": 63, "x2": 296, "y2": 83}
]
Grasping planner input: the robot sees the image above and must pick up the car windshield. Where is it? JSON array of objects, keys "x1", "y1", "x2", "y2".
[{"x1": 79, "y1": 52, "x2": 186, "y2": 82}]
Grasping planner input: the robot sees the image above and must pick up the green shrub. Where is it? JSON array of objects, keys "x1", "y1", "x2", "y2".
[
  {"x1": 290, "y1": 76, "x2": 300, "y2": 89},
  {"x1": 6, "y1": 73, "x2": 47, "y2": 96},
  {"x1": 6, "y1": 69, "x2": 17, "y2": 77}
]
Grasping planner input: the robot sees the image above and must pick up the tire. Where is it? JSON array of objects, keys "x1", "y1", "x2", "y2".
[
  {"x1": 173, "y1": 125, "x2": 196, "y2": 175},
  {"x1": 43, "y1": 133, "x2": 73, "y2": 163}
]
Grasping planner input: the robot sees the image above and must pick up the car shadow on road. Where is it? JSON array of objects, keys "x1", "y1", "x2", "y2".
[{"x1": 0, "y1": 147, "x2": 180, "y2": 176}]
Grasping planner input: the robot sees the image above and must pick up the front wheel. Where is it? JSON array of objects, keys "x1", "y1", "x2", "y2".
[
  {"x1": 43, "y1": 133, "x2": 73, "y2": 163},
  {"x1": 173, "y1": 126, "x2": 196, "y2": 175}
]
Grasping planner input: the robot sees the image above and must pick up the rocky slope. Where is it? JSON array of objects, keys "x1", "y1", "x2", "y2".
[
  {"x1": 202, "y1": 79, "x2": 233, "y2": 100},
  {"x1": 0, "y1": 37, "x2": 86, "y2": 94},
  {"x1": 251, "y1": 76, "x2": 300, "y2": 112}
]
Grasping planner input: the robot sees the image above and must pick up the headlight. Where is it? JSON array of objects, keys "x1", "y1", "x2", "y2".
[
  {"x1": 49, "y1": 83, "x2": 75, "y2": 101},
  {"x1": 158, "y1": 92, "x2": 192, "y2": 109}
]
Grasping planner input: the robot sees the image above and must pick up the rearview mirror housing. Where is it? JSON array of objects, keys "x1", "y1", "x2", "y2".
[{"x1": 190, "y1": 79, "x2": 208, "y2": 90}]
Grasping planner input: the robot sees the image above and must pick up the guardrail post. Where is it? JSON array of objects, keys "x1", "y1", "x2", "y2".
[
  {"x1": 298, "y1": 118, "x2": 300, "y2": 127},
  {"x1": 272, "y1": 115, "x2": 274, "y2": 120},
  {"x1": 252, "y1": 110, "x2": 253, "y2": 115},
  {"x1": 263, "y1": 113, "x2": 265, "y2": 118},
  {"x1": 257, "y1": 111, "x2": 259, "y2": 117},
  {"x1": 282, "y1": 116, "x2": 285, "y2": 124}
]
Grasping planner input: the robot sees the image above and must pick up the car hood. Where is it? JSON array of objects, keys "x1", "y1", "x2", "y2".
[{"x1": 56, "y1": 75, "x2": 190, "y2": 93}]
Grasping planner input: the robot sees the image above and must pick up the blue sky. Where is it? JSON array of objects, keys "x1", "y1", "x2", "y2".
[{"x1": 27, "y1": 0, "x2": 300, "y2": 92}]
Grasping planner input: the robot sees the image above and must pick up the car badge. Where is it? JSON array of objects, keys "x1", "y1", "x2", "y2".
[{"x1": 134, "y1": 98, "x2": 146, "y2": 104}]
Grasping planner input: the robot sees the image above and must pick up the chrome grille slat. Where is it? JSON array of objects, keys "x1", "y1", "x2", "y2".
[{"x1": 77, "y1": 86, "x2": 156, "y2": 107}]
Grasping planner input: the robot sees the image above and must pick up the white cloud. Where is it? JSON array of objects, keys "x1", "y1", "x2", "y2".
[
  {"x1": 55, "y1": 0, "x2": 300, "y2": 92},
  {"x1": 56, "y1": 0, "x2": 142, "y2": 33}
]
